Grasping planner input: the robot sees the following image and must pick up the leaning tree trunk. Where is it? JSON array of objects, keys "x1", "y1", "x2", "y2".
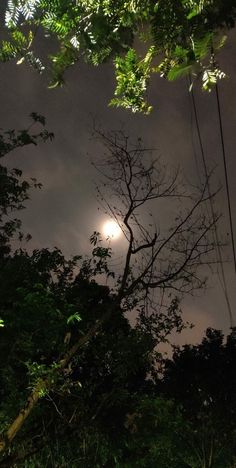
[{"x1": 0, "y1": 310, "x2": 111, "y2": 453}]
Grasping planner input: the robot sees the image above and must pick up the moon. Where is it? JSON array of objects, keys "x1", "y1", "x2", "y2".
[{"x1": 103, "y1": 220, "x2": 122, "y2": 240}]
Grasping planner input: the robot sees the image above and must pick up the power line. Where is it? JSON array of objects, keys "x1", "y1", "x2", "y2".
[
  {"x1": 188, "y1": 76, "x2": 234, "y2": 327},
  {"x1": 215, "y1": 82, "x2": 236, "y2": 278}
]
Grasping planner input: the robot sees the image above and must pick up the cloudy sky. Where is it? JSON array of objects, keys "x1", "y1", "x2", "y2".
[{"x1": 1, "y1": 11, "x2": 236, "y2": 345}]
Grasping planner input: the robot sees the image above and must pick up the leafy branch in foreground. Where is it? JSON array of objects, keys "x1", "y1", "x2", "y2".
[{"x1": 1, "y1": 0, "x2": 236, "y2": 111}]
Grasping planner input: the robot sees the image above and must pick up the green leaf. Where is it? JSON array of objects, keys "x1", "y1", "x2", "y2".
[
  {"x1": 111, "y1": 47, "x2": 154, "y2": 114},
  {"x1": 167, "y1": 63, "x2": 192, "y2": 81},
  {"x1": 193, "y1": 32, "x2": 213, "y2": 60},
  {"x1": 67, "y1": 312, "x2": 81, "y2": 325},
  {"x1": 187, "y1": 9, "x2": 199, "y2": 20},
  {"x1": 202, "y1": 66, "x2": 226, "y2": 92}
]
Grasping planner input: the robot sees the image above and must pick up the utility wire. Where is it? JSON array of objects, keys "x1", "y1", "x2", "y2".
[
  {"x1": 215, "y1": 82, "x2": 236, "y2": 278},
  {"x1": 188, "y1": 76, "x2": 233, "y2": 327}
]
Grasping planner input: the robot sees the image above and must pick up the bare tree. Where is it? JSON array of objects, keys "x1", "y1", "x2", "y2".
[
  {"x1": 0, "y1": 128, "x2": 220, "y2": 455},
  {"x1": 93, "y1": 128, "x2": 219, "y2": 313}
]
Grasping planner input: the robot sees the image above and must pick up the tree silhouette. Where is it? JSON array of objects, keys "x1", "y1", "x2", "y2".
[
  {"x1": 0, "y1": 123, "x2": 222, "y2": 463},
  {"x1": 160, "y1": 328, "x2": 236, "y2": 467},
  {"x1": 93, "y1": 129, "x2": 219, "y2": 312}
]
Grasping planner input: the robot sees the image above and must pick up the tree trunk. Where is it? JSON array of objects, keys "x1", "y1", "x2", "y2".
[{"x1": 0, "y1": 310, "x2": 111, "y2": 453}]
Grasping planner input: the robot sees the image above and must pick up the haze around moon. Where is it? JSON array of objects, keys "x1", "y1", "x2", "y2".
[{"x1": 102, "y1": 220, "x2": 122, "y2": 240}]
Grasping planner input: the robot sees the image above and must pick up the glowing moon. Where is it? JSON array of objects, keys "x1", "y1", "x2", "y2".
[{"x1": 103, "y1": 220, "x2": 121, "y2": 240}]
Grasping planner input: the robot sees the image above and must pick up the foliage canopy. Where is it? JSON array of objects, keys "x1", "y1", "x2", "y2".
[
  {"x1": 1, "y1": 0, "x2": 236, "y2": 112},
  {"x1": 0, "y1": 118, "x2": 234, "y2": 466}
]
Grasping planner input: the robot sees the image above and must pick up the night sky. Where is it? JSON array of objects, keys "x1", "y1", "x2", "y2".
[{"x1": 1, "y1": 11, "x2": 236, "y2": 346}]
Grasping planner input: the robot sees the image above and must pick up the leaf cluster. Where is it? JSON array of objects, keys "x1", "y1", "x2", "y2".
[
  {"x1": 0, "y1": 113, "x2": 53, "y2": 256},
  {"x1": 1, "y1": 0, "x2": 236, "y2": 110}
]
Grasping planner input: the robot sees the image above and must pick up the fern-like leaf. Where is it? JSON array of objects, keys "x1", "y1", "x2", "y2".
[{"x1": 167, "y1": 63, "x2": 193, "y2": 81}]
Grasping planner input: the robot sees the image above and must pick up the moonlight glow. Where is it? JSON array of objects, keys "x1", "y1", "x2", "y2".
[{"x1": 103, "y1": 220, "x2": 121, "y2": 240}]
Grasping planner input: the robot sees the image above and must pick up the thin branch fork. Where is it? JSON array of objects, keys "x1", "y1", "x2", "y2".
[
  {"x1": 123, "y1": 186, "x2": 217, "y2": 298},
  {"x1": 94, "y1": 130, "x2": 219, "y2": 304},
  {"x1": 140, "y1": 216, "x2": 217, "y2": 291}
]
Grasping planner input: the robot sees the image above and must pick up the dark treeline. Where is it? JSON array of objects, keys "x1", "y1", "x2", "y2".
[{"x1": 0, "y1": 118, "x2": 235, "y2": 467}]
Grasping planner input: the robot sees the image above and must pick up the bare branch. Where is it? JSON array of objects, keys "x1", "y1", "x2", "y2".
[{"x1": 93, "y1": 129, "x2": 221, "y2": 309}]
